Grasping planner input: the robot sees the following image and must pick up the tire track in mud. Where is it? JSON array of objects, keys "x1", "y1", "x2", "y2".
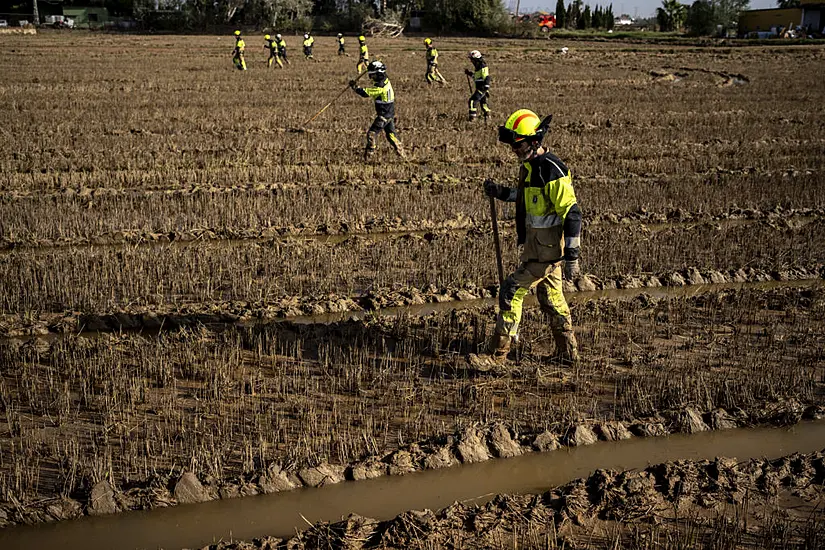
[
  {"x1": 1, "y1": 207, "x2": 821, "y2": 255},
  {"x1": 2, "y1": 266, "x2": 821, "y2": 339}
]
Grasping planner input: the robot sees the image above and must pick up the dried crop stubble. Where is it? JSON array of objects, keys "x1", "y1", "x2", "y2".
[
  {"x1": 0, "y1": 286, "x2": 822, "y2": 505},
  {"x1": 1, "y1": 218, "x2": 823, "y2": 315},
  {"x1": 2, "y1": 36, "x2": 823, "y2": 244}
]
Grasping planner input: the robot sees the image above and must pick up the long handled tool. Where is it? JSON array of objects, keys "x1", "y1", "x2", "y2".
[
  {"x1": 465, "y1": 72, "x2": 473, "y2": 93},
  {"x1": 489, "y1": 196, "x2": 505, "y2": 285},
  {"x1": 303, "y1": 67, "x2": 370, "y2": 126}
]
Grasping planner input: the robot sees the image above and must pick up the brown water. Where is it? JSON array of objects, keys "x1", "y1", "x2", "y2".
[{"x1": 1, "y1": 421, "x2": 824, "y2": 550}]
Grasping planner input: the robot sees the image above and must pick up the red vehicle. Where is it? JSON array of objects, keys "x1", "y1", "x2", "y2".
[{"x1": 538, "y1": 14, "x2": 556, "y2": 31}]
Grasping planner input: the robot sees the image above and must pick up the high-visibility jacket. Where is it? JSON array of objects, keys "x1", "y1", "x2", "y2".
[
  {"x1": 498, "y1": 151, "x2": 580, "y2": 263},
  {"x1": 359, "y1": 43, "x2": 369, "y2": 60},
  {"x1": 472, "y1": 62, "x2": 490, "y2": 91},
  {"x1": 234, "y1": 39, "x2": 245, "y2": 53},
  {"x1": 426, "y1": 46, "x2": 439, "y2": 66},
  {"x1": 265, "y1": 39, "x2": 276, "y2": 53},
  {"x1": 338, "y1": 37, "x2": 345, "y2": 48},
  {"x1": 355, "y1": 77, "x2": 395, "y2": 119},
  {"x1": 277, "y1": 39, "x2": 287, "y2": 55},
  {"x1": 303, "y1": 36, "x2": 314, "y2": 49}
]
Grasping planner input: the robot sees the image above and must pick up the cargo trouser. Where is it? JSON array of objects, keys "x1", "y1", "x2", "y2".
[
  {"x1": 365, "y1": 116, "x2": 404, "y2": 160},
  {"x1": 468, "y1": 89, "x2": 490, "y2": 120},
  {"x1": 494, "y1": 260, "x2": 578, "y2": 360}
]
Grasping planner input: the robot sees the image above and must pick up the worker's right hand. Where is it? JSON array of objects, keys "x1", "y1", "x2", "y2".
[
  {"x1": 483, "y1": 178, "x2": 504, "y2": 198},
  {"x1": 464, "y1": 69, "x2": 473, "y2": 76},
  {"x1": 348, "y1": 80, "x2": 357, "y2": 88}
]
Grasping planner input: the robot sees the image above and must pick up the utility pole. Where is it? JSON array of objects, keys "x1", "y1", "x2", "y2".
[
  {"x1": 32, "y1": 0, "x2": 39, "y2": 24},
  {"x1": 515, "y1": 0, "x2": 520, "y2": 17}
]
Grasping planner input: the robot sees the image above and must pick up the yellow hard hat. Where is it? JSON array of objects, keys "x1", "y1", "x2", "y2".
[
  {"x1": 423, "y1": 38, "x2": 432, "y2": 45},
  {"x1": 234, "y1": 30, "x2": 241, "y2": 36},
  {"x1": 499, "y1": 109, "x2": 547, "y2": 145},
  {"x1": 358, "y1": 35, "x2": 365, "y2": 41},
  {"x1": 264, "y1": 34, "x2": 270, "y2": 40}
]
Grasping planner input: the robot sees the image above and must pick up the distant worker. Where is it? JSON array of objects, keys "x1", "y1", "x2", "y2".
[
  {"x1": 232, "y1": 30, "x2": 247, "y2": 71},
  {"x1": 465, "y1": 50, "x2": 491, "y2": 121},
  {"x1": 349, "y1": 61, "x2": 406, "y2": 162},
  {"x1": 468, "y1": 110, "x2": 582, "y2": 372},
  {"x1": 302, "y1": 32, "x2": 315, "y2": 60},
  {"x1": 424, "y1": 38, "x2": 446, "y2": 85},
  {"x1": 263, "y1": 34, "x2": 282, "y2": 68},
  {"x1": 337, "y1": 33, "x2": 347, "y2": 56},
  {"x1": 357, "y1": 35, "x2": 369, "y2": 73},
  {"x1": 276, "y1": 34, "x2": 289, "y2": 65}
]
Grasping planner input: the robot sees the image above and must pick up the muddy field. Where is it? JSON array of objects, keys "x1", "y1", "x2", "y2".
[{"x1": 0, "y1": 31, "x2": 824, "y2": 541}]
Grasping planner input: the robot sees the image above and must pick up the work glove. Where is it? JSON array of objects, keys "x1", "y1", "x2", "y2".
[
  {"x1": 563, "y1": 248, "x2": 581, "y2": 281},
  {"x1": 348, "y1": 80, "x2": 357, "y2": 88},
  {"x1": 464, "y1": 69, "x2": 473, "y2": 76},
  {"x1": 483, "y1": 178, "x2": 507, "y2": 200}
]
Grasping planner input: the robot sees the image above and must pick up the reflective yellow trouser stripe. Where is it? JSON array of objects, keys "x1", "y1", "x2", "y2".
[{"x1": 500, "y1": 287, "x2": 529, "y2": 336}]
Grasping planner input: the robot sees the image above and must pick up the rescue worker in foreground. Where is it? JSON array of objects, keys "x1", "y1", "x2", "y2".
[
  {"x1": 467, "y1": 109, "x2": 582, "y2": 371},
  {"x1": 357, "y1": 35, "x2": 369, "y2": 73},
  {"x1": 232, "y1": 30, "x2": 247, "y2": 71},
  {"x1": 424, "y1": 38, "x2": 446, "y2": 85},
  {"x1": 276, "y1": 34, "x2": 289, "y2": 65},
  {"x1": 263, "y1": 34, "x2": 282, "y2": 68},
  {"x1": 337, "y1": 33, "x2": 347, "y2": 56},
  {"x1": 465, "y1": 50, "x2": 490, "y2": 121},
  {"x1": 349, "y1": 61, "x2": 406, "y2": 162},
  {"x1": 302, "y1": 32, "x2": 315, "y2": 60}
]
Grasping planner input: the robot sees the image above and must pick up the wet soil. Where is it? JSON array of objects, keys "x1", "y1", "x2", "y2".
[
  {"x1": 1, "y1": 285, "x2": 823, "y2": 530},
  {"x1": 230, "y1": 447, "x2": 825, "y2": 550},
  {"x1": 1, "y1": 424, "x2": 824, "y2": 550}
]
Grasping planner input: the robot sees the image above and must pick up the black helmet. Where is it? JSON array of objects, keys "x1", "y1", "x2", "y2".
[{"x1": 367, "y1": 60, "x2": 386, "y2": 80}]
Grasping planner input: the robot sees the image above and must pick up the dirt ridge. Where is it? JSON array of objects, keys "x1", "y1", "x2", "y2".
[
  {"x1": 1, "y1": 265, "x2": 821, "y2": 338},
  {"x1": 1, "y1": 402, "x2": 822, "y2": 530}
]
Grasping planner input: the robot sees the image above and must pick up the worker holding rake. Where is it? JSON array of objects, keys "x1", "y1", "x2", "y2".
[
  {"x1": 349, "y1": 61, "x2": 406, "y2": 162},
  {"x1": 467, "y1": 109, "x2": 582, "y2": 372}
]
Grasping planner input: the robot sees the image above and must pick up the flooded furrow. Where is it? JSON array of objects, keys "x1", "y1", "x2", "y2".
[
  {"x1": 3, "y1": 277, "x2": 822, "y2": 342},
  {"x1": 1, "y1": 421, "x2": 823, "y2": 550}
]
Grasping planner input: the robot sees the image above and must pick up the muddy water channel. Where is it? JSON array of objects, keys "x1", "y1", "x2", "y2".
[{"x1": 2, "y1": 422, "x2": 824, "y2": 550}]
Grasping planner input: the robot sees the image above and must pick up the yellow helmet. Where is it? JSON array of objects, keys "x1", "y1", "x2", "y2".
[
  {"x1": 358, "y1": 35, "x2": 366, "y2": 42},
  {"x1": 498, "y1": 109, "x2": 552, "y2": 145},
  {"x1": 423, "y1": 38, "x2": 432, "y2": 46},
  {"x1": 264, "y1": 34, "x2": 270, "y2": 40},
  {"x1": 234, "y1": 30, "x2": 241, "y2": 36}
]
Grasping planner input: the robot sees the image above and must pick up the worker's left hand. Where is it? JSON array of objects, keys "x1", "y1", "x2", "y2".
[
  {"x1": 464, "y1": 69, "x2": 473, "y2": 76},
  {"x1": 348, "y1": 80, "x2": 357, "y2": 88},
  {"x1": 563, "y1": 259, "x2": 580, "y2": 281}
]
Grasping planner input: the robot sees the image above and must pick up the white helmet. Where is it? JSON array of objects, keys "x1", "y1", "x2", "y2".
[
  {"x1": 468, "y1": 50, "x2": 482, "y2": 60},
  {"x1": 276, "y1": 33, "x2": 282, "y2": 40},
  {"x1": 304, "y1": 33, "x2": 309, "y2": 39}
]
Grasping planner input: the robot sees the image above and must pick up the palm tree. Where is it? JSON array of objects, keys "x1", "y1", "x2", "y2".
[{"x1": 657, "y1": 0, "x2": 687, "y2": 31}]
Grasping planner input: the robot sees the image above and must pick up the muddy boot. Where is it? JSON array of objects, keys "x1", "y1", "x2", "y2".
[
  {"x1": 551, "y1": 329, "x2": 579, "y2": 366},
  {"x1": 466, "y1": 334, "x2": 511, "y2": 374}
]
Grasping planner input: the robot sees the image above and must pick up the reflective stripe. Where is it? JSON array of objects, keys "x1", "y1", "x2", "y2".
[
  {"x1": 528, "y1": 212, "x2": 562, "y2": 228},
  {"x1": 564, "y1": 236, "x2": 581, "y2": 249}
]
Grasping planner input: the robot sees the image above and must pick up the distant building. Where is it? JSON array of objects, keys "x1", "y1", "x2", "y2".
[
  {"x1": 617, "y1": 14, "x2": 634, "y2": 25},
  {"x1": 62, "y1": 6, "x2": 109, "y2": 28},
  {"x1": 738, "y1": 0, "x2": 824, "y2": 36}
]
